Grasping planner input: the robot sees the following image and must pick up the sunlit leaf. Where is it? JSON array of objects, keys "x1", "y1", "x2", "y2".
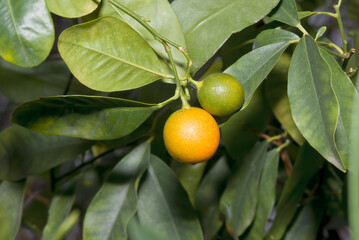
[
  {"x1": 58, "y1": 17, "x2": 172, "y2": 92},
  {"x1": 11, "y1": 95, "x2": 156, "y2": 140},
  {"x1": 172, "y1": 0, "x2": 280, "y2": 71},
  {"x1": 84, "y1": 141, "x2": 150, "y2": 240},
  {"x1": 288, "y1": 35, "x2": 343, "y2": 171},
  {"x1": 137, "y1": 155, "x2": 203, "y2": 240},
  {"x1": 254, "y1": 29, "x2": 299, "y2": 48},
  {"x1": 45, "y1": 0, "x2": 101, "y2": 18},
  {"x1": 0, "y1": 125, "x2": 92, "y2": 181},
  {"x1": 220, "y1": 141, "x2": 269, "y2": 238},
  {"x1": 0, "y1": 0, "x2": 54, "y2": 67}
]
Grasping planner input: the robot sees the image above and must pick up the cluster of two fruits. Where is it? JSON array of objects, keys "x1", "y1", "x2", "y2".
[{"x1": 163, "y1": 73, "x2": 245, "y2": 164}]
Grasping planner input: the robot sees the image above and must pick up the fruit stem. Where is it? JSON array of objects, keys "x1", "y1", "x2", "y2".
[{"x1": 188, "y1": 77, "x2": 203, "y2": 90}]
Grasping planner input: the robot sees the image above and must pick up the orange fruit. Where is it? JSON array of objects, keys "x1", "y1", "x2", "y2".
[
  {"x1": 197, "y1": 73, "x2": 245, "y2": 117},
  {"x1": 163, "y1": 107, "x2": 220, "y2": 164}
]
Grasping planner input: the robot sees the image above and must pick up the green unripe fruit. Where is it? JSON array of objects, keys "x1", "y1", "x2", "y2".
[{"x1": 197, "y1": 73, "x2": 245, "y2": 117}]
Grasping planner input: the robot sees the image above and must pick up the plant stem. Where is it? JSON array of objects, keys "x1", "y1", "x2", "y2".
[
  {"x1": 188, "y1": 77, "x2": 203, "y2": 90},
  {"x1": 276, "y1": 140, "x2": 291, "y2": 152},
  {"x1": 318, "y1": 45, "x2": 346, "y2": 58},
  {"x1": 63, "y1": 73, "x2": 73, "y2": 95},
  {"x1": 297, "y1": 24, "x2": 309, "y2": 35},
  {"x1": 317, "y1": 41, "x2": 344, "y2": 55},
  {"x1": 334, "y1": 2, "x2": 347, "y2": 53},
  {"x1": 312, "y1": 11, "x2": 337, "y2": 18}
]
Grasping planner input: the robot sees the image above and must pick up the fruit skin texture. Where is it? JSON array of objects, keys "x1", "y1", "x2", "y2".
[
  {"x1": 163, "y1": 107, "x2": 220, "y2": 164},
  {"x1": 197, "y1": 73, "x2": 245, "y2": 117}
]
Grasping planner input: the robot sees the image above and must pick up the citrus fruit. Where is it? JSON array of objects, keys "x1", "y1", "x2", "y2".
[
  {"x1": 197, "y1": 73, "x2": 245, "y2": 117},
  {"x1": 163, "y1": 107, "x2": 220, "y2": 164}
]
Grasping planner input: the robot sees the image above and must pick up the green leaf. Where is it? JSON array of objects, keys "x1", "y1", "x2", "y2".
[
  {"x1": 11, "y1": 95, "x2": 156, "y2": 140},
  {"x1": 221, "y1": 89, "x2": 270, "y2": 160},
  {"x1": 225, "y1": 42, "x2": 289, "y2": 108},
  {"x1": 264, "y1": 53, "x2": 305, "y2": 145},
  {"x1": 42, "y1": 194, "x2": 76, "y2": 240},
  {"x1": 0, "y1": 0, "x2": 54, "y2": 67},
  {"x1": 0, "y1": 180, "x2": 26, "y2": 240},
  {"x1": 58, "y1": 17, "x2": 171, "y2": 92},
  {"x1": 172, "y1": 0, "x2": 280, "y2": 71},
  {"x1": 171, "y1": 161, "x2": 207, "y2": 205},
  {"x1": 220, "y1": 141, "x2": 269, "y2": 238},
  {"x1": 0, "y1": 125, "x2": 92, "y2": 181},
  {"x1": 265, "y1": 142, "x2": 324, "y2": 240},
  {"x1": 298, "y1": 11, "x2": 315, "y2": 19},
  {"x1": 269, "y1": 0, "x2": 300, "y2": 27},
  {"x1": 45, "y1": 0, "x2": 101, "y2": 18},
  {"x1": 136, "y1": 155, "x2": 203, "y2": 240},
  {"x1": 284, "y1": 199, "x2": 325, "y2": 240},
  {"x1": 254, "y1": 29, "x2": 299, "y2": 48},
  {"x1": 315, "y1": 26, "x2": 327, "y2": 40},
  {"x1": 288, "y1": 35, "x2": 343, "y2": 171},
  {"x1": 52, "y1": 210, "x2": 80, "y2": 240},
  {"x1": 84, "y1": 141, "x2": 150, "y2": 240},
  {"x1": 195, "y1": 156, "x2": 230, "y2": 240},
  {"x1": 0, "y1": 59, "x2": 95, "y2": 104},
  {"x1": 245, "y1": 149, "x2": 280, "y2": 240},
  {"x1": 102, "y1": 0, "x2": 187, "y2": 78},
  {"x1": 320, "y1": 50, "x2": 359, "y2": 170}
]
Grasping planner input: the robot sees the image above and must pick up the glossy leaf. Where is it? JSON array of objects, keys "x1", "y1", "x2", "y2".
[
  {"x1": 264, "y1": 53, "x2": 305, "y2": 145},
  {"x1": 42, "y1": 194, "x2": 76, "y2": 240},
  {"x1": 221, "y1": 90, "x2": 270, "y2": 160},
  {"x1": 253, "y1": 29, "x2": 299, "y2": 48},
  {"x1": 0, "y1": 0, "x2": 54, "y2": 67},
  {"x1": 137, "y1": 155, "x2": 203, "y2": 240},
  {"x1": 172, "y1": 0, "x2": 280, "y2": 71},
  {"x1": 265, "y1": 143, "x2": 324, "y2": 240},
  {"x1": 103, "y1": 0, "x2": 187, "y2": 77},
  {"x1": 11, "y1": 95, "x2": 156, "y2": 140},
  {"x1": 220, "y1": 141, "x2": 269, "y2": 238},
  {"x1": 58, "y1": 17, "x2": 171, "y2": 92},
  {"x1": 0, "y1": 125, "x2": 92, "y2": 181},
  {"x1": 245, "y1": 149, "x2": 280, "y2": 240},
  {"x1": 171, "y1": 161, "x2": 207, "y2": 204},
  {"x1": 284, "y1": 199, "x2": 325, "y2": 240},
  {"x1": 0, "y1": 180, "x2": 26, "y2": 240},
  {"x1": 269, "y1": 0, "x2": 300, "y2": 27},
  {"x1": 45, "y1": 0, "x2": 101, "y2": 18},
  {"x1": 288, "y1": 35, "x2": 343, "y2": 171},
  {"x1": 0, "y1": 59, "x2": 95, "y2": 104},
  {"x1": 320, "y1": 50, "x2": 359, "y2": 170},
  {"x1": 195, "y1": 156, "x2": 230, "y2": 240},
  {"x1": 315, "y1": 26, "x2": 327, "y2": 40},
  {"x1": 84, "y1": 141, "x2": 150, "y2": 240},
  {"x1": 225, "y1": 42, "x2": 289, "y2": 108}
]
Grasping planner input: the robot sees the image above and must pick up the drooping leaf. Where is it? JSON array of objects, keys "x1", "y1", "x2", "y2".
[
  {"x1": 42, "y1": 194, "x2": 76, "y2": 240},
  {"x1": 225, "y1": 42, "x2": 290, "y2": 108},
  {"x1": 11, "y1": 95, "x2": 157, "y2": 140},
  {"x1": 245, "y1": 149, "x2": 280, "y2": 240},
  {"x1": 254, "y1": 29, "x2": 299, "y2": 48},
  {"x1": 284, "y1": 199, "x2": 325, "y2": 240},
  {"x1": 221, "y1": 89, "x2": 270, "y2": 160},
  {"x1": 0, "y1": 59, "x2": 95, "y2": 104},
  {"x1": 0, "y1": 125, "x2": 92, "y2": 181},
  {"x1": 0, "y1": 180, "x2": 26, "y2": 240},
  {"x1": 136, "y1": 155, "x2": 203, "y2": 240},
  {"x1": 172, "y1": 0, "x2": 280, "y2": 71},
  {"x1": 320, "y1": 50, "x2": 359, "y2": 170},
  {"x1": 171, "y1": 161, "x2": 207, "y2": 205},
  {"x1": 288, "y1": 35, "x2": 343, "y2": 171},
  {"x1": 58, "y1": 17, "x2": 172, "y2": 92},
  {"x1": 195, "y1": 156, "x2": 230, "y2": 240},
  {"x1": 265, "y1": 142, "x2": 324, "y2": 240},
  {"x1": 84, "y1": 141, "x2": 150, "y2": 240},
  {"x1": 220, "y1": 141, "x2": 269, "y2": 238},
  {"x1": 0, "y1": 0, "x2": 54, "y2": 67},
  {"x1": 103, "y1": 0, "x2": 187, "y2": 78},
  {"x1": 264, "y1": 53, "x2": 305, "y2": 145},
  {"x1": 269, "y1": 0, "x2": 301, "y2": 27},
  {"x1": 45, "y1": 0, "x2": 101, "y2": 18}
]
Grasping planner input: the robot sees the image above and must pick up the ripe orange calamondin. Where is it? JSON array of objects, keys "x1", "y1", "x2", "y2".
[
  {"x1": 197, "y1": 73, "x2": 245, "y2": 117},
  {"x1": 163, "y1": 107, "x2": 220, "y2": 164}
]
